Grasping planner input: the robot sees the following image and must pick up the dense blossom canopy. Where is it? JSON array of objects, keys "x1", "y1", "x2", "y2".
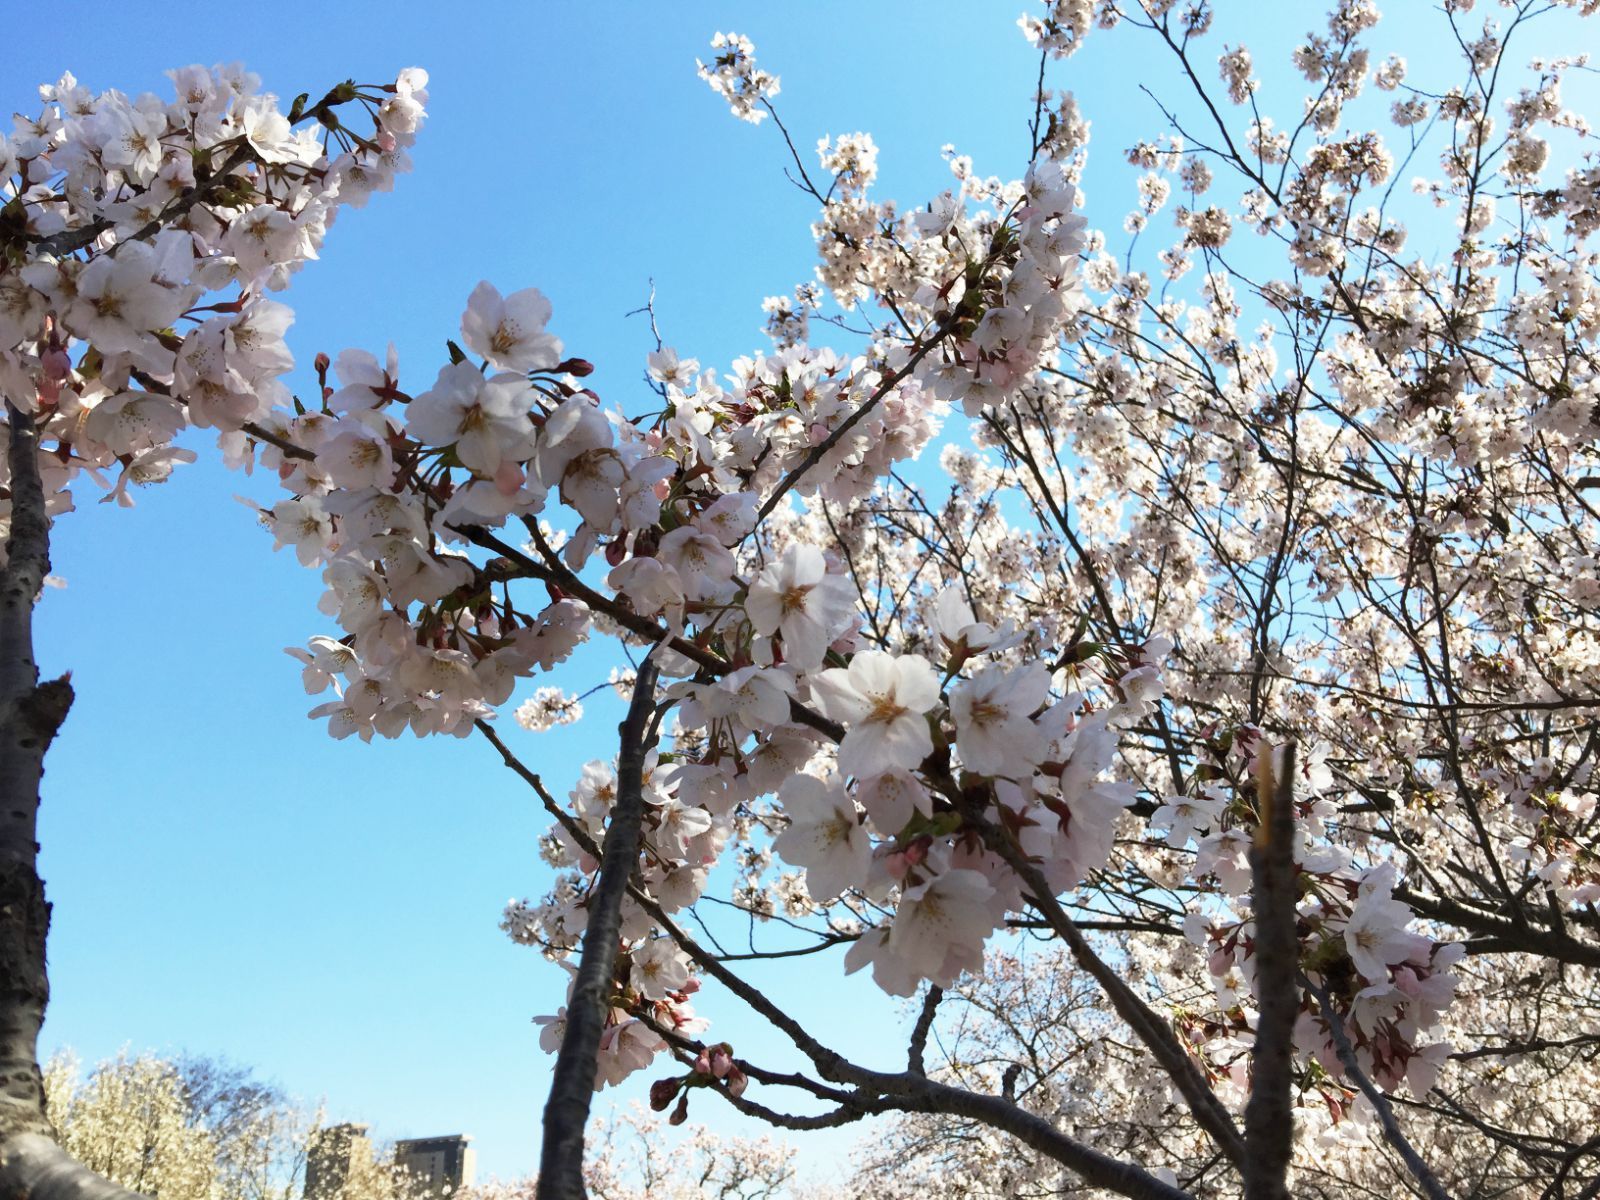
[{"x1": 8, "y1": 1, "x2": 1600, "y2": 1196}]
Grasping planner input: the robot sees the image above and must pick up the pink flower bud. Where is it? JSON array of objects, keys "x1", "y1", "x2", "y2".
[
  {"x1": 669, "y1": 1093, "x2": 690, "y2": 1126},
  {"x1": 493, "y1": 460, "x2": 525, "y2": 496},
  {"x1": 708, "y1": 1046, "x2": 733, "y2": 1079},
  {"x1": 41, "y1": 347, "x2": 71, "y2": 382},
  {"x1": 648, "y1": 1076, "x2": 681, "y2": 1111},
  {"x1": 726, "y1": 1066, "x2": 748, "y2": 1099}
]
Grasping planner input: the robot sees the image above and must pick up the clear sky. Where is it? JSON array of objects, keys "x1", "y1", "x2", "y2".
[{"x1": 8, "y1": 0, "x2": 1596, "y2": 1186}]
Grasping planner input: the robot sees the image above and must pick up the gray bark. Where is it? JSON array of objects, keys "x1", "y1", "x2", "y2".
[
  {"x1": 0, "y1": 404, "x2": 143, "y2": 1200},
  {"x1": 537, "y1": 653, "x2": 661, "y2": 1200},
  {"x1": 0, "y1": 1136, "x2": 150, "y2": 1200},
  {"x1": 1243, "y1": 745, "x2": 1298, "y2": 1200}
]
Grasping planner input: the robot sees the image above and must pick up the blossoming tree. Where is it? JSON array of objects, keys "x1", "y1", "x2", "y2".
[
  {"x1": 5, "y1": 2, "x2": 1600, "y2": 1199},
  {"x1": 0, "y1": 63, "x2": 428, "y2": 1200}
]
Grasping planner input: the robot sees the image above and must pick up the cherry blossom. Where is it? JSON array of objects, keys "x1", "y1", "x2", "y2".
[
  {"x1": 743, "y1": 543, "x2": 857, "y2": 670},
  {"x1": 770, "y1": 774, "x2": 869, "y2": 903},
  {"x1": 949, "y1": 661, "x2": 1050, "y2": 776},
  {"x1": 809, "y1": 652, "x2": 941, "y2": 779},
  {"x1": 19, "y1": 7, "x2": 1600, "y2": 1196},
  {"x1": 460, "y1": 281, "x2": 563, "y2": 373}
]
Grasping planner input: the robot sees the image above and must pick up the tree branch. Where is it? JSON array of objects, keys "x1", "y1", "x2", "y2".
[
  {"x1": 0, "y1": 1137, "x2": 153, "y2": 1200},
  {"x1": 978, "y1": 822, "x2": 1248, "y2": 1170},
  {"x1": 537, "y1": 653, "x2": 661, "y2": 1200},
  {"x1": 907, "y1": 986, "x2": 942, "y2": 1076},
  {"x1": 1243, "y1": 744, "x2": 1299, "y2": 1200},
  {"x1": 754, "y1": 312, "x2": 957, "y2": 523},
  {"x1": 489, "y1": 737, "x2": 1193, "y2": 1200},
  {"x1": 1306, "y1": 979, "x2": 1453, "y2": 1200}
]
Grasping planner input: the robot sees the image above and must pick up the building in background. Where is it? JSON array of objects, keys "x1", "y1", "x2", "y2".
[
  {"x1": 394, "y1": 1135, "x2": 475, "y2": 1197},
  {"x1": 304, "y1": 1124, "x2": 375, "y2": 1200}
]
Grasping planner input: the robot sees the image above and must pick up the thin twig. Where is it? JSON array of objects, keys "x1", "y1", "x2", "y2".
[{"x1": 1306, "y1": 978, "x2": 1453, "y2": 1200}]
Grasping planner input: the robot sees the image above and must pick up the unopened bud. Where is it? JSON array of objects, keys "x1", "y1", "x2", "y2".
[
  {"x1": 648, "y1": 1076, "x2": 682, "y2": 1112},
  {"x1": 669, "y1": 1093, "x2": 690, "y2": 1126},
  {"x1": 41, "y1": 347, "x2": 71, "y2": 382},
  {"x1": 555, "y1": 357, "x2": 595, "y2": 377}
]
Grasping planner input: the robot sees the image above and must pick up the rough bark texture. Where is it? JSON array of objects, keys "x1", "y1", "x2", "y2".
[
  {"x1": 1243, "y1": 744, "x2": 1298, "y2": 1200},
  {"x1": 537, "y1": 654, "x2": 661, "y2": 1200},
  {"x1": 0, "y1": 404, "x2": 143, "y2": 1200},
  {"x1": 0, "y1": 1136, "x2": 156, "y2": 1200},
  {"x1": 0, "y1": 404, "x2": 69, "y2": 1151}
]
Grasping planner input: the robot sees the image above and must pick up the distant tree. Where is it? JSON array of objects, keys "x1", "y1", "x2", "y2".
[
  {"x1": 44, "y1": 1053, "x2": 217, "y2": 1200},
  {"x1": 460, "y1": 1105, "x2": 797, "y2": 1200},
  {"x1": 174, "y1": 1056, "x2": 307, "y2": 1200},
  {"x1": 44, "y1": 1055, "x2": 799, "y2": 1200},
  {"x1": 43, "y1": 1051, "x2": 412, "y2": 1200}
]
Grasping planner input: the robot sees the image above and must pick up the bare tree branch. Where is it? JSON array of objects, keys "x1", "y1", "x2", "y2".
[
  {"x1": 537, "y1": 653, "x2": 661, "y2": 1200},
  {"x1": 907, "y1": 986, "x2": 943, "y2": 1076},
  {"x1": 1244, "y1": 744, "x2": 1299, "y2": 1200}
]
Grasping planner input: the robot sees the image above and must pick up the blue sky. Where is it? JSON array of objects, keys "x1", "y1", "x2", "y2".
[{"x1": 10, "y1": 0, "x2": 1598, "y2": 1185}]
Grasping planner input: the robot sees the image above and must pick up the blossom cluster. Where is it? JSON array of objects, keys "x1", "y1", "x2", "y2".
[
  {"x1": 0, "y1": 62, "x2": 426, "y2": 526},
  {"x1": 38, "y1": 33, "x2": 1124, "y2": 1094},
  {"x1": 29, "y1": 0, "x2": 1600, "y2": 1172},
  {"x1": 1155, "y1": 740, "x2": 1463, "y2": 1098},
  {"x1": 695, "y1": 33, "x2": 778, "y2": 126},
  {"x1": 508, "y1": 586, "x2": 1174, "y2": 1088}
]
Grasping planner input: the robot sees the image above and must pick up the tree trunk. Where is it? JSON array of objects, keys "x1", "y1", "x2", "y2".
[{"x1": 0, "y1": 403, "x2": 143, "y2": 1200}]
